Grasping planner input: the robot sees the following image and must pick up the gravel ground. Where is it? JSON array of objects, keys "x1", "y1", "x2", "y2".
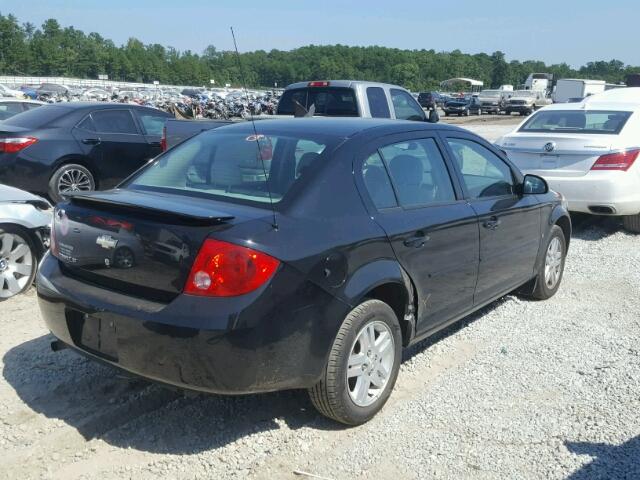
[{"x1": 1, "y1": 120, "x2": 639, "y2": 480}]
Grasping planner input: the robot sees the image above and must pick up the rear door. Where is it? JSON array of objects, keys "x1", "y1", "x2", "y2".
[
  {"x1": 442, "y1": 133, "x2": 542, "y2": 305},
  {"x1": 356, "y1": 132, "x2": 479, "y2": 333},
  {"x1": 88, "y1": 108, "x2": 150, "y2": 188}
]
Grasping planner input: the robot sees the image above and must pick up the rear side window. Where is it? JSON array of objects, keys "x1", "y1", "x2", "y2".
[
  {"x1": 379, "y1": 138, "x2": 456, "y2": 207},
  {"x1": 137, "y1": 112, "x2": 168, "y2": 136},
  {"x1": 362, "y1": 152, "x2": 397, "y2": 209},
  {"x1": 2, "y1": 105, "x2": 68, "y2": 128},
  {"x1": 446, "y1": 138, "x2": 514, "y2": 198},
  {"x1": 390, "y1": 89, "x2": 425, "y2": 121},
  {"x1": 91, "y1": 110, "x2": 138, "y2": 134},
  {"x1": 0, "y1": 102, "x2": 24, "y2": 120},
  {"x1": 277, "y1": 87, "x2": 358, "y2": 116},
  {"x1": 366, "y1": 87, "x2": 391, "y2": 118},
  {"x1": 520, "y1": 110, "x2": 631, "y2": 134}
]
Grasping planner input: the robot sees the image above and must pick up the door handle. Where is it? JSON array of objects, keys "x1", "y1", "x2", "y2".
[
  {"x1": 81, "y1": 138, "x2": 101, "y2": 145},
  {"x1": 403, "y1": 232, "x2": 430, "y2": 248},
  {"x1": 149, "y1": 141, "x2": 162, "y2": 146},
  {"x1": 483, "y1": 216, "x2": 502, "y2": 230}
]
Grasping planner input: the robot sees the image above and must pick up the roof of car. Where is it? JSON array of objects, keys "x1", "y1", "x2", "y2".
[
  {"x1": 212, "y1": 117, "x2": 464, "y2": 138},
  {"x1": 543, "y1": 87, "x2": 640, "y2": 112},
  {"x1": 284, "y1": 80, "x2": 408, "y2": 90},
  {"x1": 0, "y1": 98, "x2": 44, "y2": 104},
  {"x1": 41, "y1": 102, "x2": 166, "y2": 111}
]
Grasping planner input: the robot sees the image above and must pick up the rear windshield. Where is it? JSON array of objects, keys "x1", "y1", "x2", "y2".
[
  {"x1": 520, "y1": 110, "x2": 632, "y2": 134},
  {"x1": 126, "y1": 129, "x2": 336, "y2": 206},
  {"x1": 2, "y1": 105, "x2": 68, "y2": 128},
  {"x1": 277, "y1": 87, "x2": 358, "y2": 116}
]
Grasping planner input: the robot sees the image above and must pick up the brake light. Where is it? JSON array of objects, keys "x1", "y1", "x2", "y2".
[
  {"x1": 0, "y1": 137, "x2": 38, "y2": 153},
  {"x1": 308, "y1": 81, "x2": 330, "y2": 87},
  {"x1": 184, "y1": 239, "x2": 280, "y2": 297},
  {"x1": 160, "y1": 126, "x2": 167, "y2": 151},
  {"x1": 591, "y1": 149, "x2": 639, "y2": 171}
]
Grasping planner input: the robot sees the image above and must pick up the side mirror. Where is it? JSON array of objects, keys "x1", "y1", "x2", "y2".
[
  {"x1": 427, "y1": 109, "x2": 440, "y2": 123},
  {"x1": 523, "y1": 174, "x2": 548, "y2": 195}
]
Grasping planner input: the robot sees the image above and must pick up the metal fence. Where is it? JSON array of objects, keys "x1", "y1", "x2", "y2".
[{"x1": 0, "y1": 75, "x2": 195, "y2": 91}]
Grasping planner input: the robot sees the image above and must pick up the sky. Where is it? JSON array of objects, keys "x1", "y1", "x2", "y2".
[{"x1": 3, "y1": 0, "x2": 638, "y2": 67}]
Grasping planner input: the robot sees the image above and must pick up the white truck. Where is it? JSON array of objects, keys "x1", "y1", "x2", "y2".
[{"x1": 552, "y1": 79, "x2": 606, "y2": 103}]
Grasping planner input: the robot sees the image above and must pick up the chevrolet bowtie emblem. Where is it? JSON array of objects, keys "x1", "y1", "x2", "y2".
[{"x1": 96, "y1": 234, "x2": 118, "y2": 250}]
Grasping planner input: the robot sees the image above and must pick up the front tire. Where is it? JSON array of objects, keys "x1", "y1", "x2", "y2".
[
  {"x1": 528, "y1": 225, "x2": 567, "y2": 300},
  {"x1": 0, "y1": 225, "x2": 37, "y2": 301},
  {"x1": 623, "y1": 213, "x2": 640, "y2": 233},
  {"x1": 48, "y1": 163, "x2": 95, "y2": 204},
  {"x1": 308, "y1": 299, "x2": 402, "y2": 425}
]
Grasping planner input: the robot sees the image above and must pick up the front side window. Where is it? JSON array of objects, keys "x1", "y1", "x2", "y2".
[
  {"x1": 379, "y1": 138, "x2": 456, "y2": 207},
  {"x1": 446, "y1": 138, "x2": 514, "y2": 199},
  {"x1": 366, "y1": 87, "x2": 391, "y2": 118},
  {"x1": 91, "y1": 110, "x2": 138, "y2": 134},
  {"x1": 390, "y1": 89, "x2": 425, "y2": 121},
  {"x1": 127, "y1": 130, "x2": 334, "y2": 206},
  {"x1": 519, "y1": 110, "x2": 631, "y2": 134},
  {"x1": 362, "y1": 152, "x2": 397, "y2": 209}
]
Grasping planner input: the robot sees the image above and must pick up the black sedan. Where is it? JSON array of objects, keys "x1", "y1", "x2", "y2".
[
  {"x1": 0, "y1": 103, "x2": 172, "y2": 203},
  {"x1": 37, "y1": 118, "x2": 571, "y2": 425},
  {"x1": 443, "y1": 97, "x2": 482, "y2": 116}
]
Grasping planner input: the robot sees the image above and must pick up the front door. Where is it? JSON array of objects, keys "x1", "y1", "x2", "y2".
[
  {"x1": 357, "y1": 133, "x2": 479, "y2": 333},
  {"x1": 442, "y1": 134, "x2": 542, "y2": 305}
]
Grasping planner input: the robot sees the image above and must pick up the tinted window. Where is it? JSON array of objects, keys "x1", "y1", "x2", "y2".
[
  {"x1": 277, "y1": 87, "x2": 358, "y2": 116},
  {"x1": 76, "y1": 115, "x2": 95, "y2": 131},
  {"x1": 519, "y1": 110, "x2": 631, "y2": 134},
  {"x1": 2, "y1": 105, "x2": 68, "y2": 128},
  {"x1": 362, "y1": 152, "x2": 397, "y2": 209},
  {"x1": 366, "y1": 87, "x2": 391, "y2": 118},
  {"x1": 446, "y1": 138, "x2": 514, "y2": 198},
  {"x1": 23, "y1": 103, "x2": 42, "y2": 111},
  {"x1": 390, "y1": 89, "x2": 425, "y2": 121},
  {"x1": 0, "y1": 102, "x2": 25, "y2": 120},
  {"x1": 379, "y1": 138, "x2": 455, "y2": 207},
  {"x1": 138, "y1": 112, "x2": 168, "y2": 135},
  {"x1": 91, "y1": 110, "x2": 138, "y2": 134},
  {"x1": 128, "y1": 130, "x2": 335, "y2": 206}
]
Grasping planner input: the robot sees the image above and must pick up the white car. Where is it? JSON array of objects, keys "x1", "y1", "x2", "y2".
[
  {"x1": 0, "y1": 84, "x2": 25, "y2": 99},
  {"x1": 0, "y1": 184, "x2": 52, "y2": 300},
  {"x1": 496, "y1": 88, "x2": 640, "y2": 232}
]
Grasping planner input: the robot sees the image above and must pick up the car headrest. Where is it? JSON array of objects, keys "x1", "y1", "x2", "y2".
[{"x1": 389, "y1": 155, "x2": 423, "y2": 186}]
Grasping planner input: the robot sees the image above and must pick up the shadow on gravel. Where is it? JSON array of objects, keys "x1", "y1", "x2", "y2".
[
  {"x1": 565, "y1": 436, "x2": 640, "y2": 479},
  {"x1": 570, "y1": 213, "x2": 626, "y2": 241},
  {"x1": 2, "y1": 334, "x2": 342, "y2": 454}
]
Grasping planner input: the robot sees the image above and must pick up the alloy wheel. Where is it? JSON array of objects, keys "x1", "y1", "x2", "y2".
[
  {"x1": 544, "y1": 237, "x2": 563, "y2": 289},
  {"x1": 0, "y1": 232, "x2": 34, "y2": 299},
  {"x1": 346, "y1": 320, "x2": 395, "y2": 407},
  {"x1": 57, "y1": 168, "x2": 93, "y2": 195}
]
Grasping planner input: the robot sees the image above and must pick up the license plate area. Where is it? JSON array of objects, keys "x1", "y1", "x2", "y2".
[{"x1": 65, "y1": 309, "x2": 118, "y2": 361}]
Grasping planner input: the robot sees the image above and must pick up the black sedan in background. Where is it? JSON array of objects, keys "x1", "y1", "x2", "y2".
[
  {"x1": 38, "y1": 118, "x2": 571, "y2": 425},
  {"x1": 443, "y1": 96, "x2": 482, "y2": 116},
  {"x1": 0, "y1": 103, "x2": 172, "y2": 202}
]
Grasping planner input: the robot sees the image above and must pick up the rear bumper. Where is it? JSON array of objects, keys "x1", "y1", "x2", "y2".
[
  {"x1": 37, "y1": 252, "x2": 349, "y2": 394},
  {"x1": 527, "y1": 170, "x2": 640, "y2": 215}
]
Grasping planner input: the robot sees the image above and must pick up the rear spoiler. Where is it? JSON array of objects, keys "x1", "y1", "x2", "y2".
[{"x1": 69, "y1": 193, "x2": 234, "y2": 225}]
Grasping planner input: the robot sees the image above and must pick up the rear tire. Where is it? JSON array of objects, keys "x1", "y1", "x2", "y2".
[
  {"x1": 308, "y1": 299, "x2": 402, "y2": 425},
  {"x1": 623, "y1": 213, "x2": 640, "y2": 233},
  {"x1": 48, "y1": 163, "x2": 95, "y2": 204},
  {"x1": 527, "y1": 225, "x2": 567, "y2": 300}
]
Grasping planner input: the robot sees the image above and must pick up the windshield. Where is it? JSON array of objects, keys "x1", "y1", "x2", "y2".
[
  {"x1": 1, "y1": 105, "x2": 68, "y2": 128},
  {"x1": 277, "y1": 87, "x2": 358, "y2": 116},
  {"x1": 519, "y1": 110, "x2": 632, "y2": 134},
  {"x1": 126, "y1": 129, "x2": 336, "y2": 206},
  {"x1": 480, "y1": 91, "x2": 500, "y2": 97},
  {"x1": 513, "y1": 91, "x2": 535, "y2": 97}
]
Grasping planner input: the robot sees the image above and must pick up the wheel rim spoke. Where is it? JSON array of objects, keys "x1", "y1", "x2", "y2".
[
  {"x1": 347, "y1": 353, "x2": 366, "y2": 378},
  {"x1": 12, "y1": 263, "x2": 32, "y2": 276}
]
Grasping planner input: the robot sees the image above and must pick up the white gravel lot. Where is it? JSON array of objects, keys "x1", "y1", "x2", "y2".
[{"x1": 1, "y1": 119, "x2": 638, "y2": 480}]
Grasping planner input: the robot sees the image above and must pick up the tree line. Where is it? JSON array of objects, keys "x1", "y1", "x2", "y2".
[{"x1": 1, "y1": 13, "x2": 638, "y2": 90}]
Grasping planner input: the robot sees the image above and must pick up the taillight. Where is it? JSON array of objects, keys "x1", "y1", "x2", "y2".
[
  {"x1": 184, "y1": 239, "x2": 280, "y2": 297},
  {"x1": 591, "y1": 149, "x2": 639, "y2": 171},
  {"x1": 308, "y1": 81, "x2": 330, "y2": 87},
  {"x1": 0, "y1": 137, "x2": 38, "y2": 153},
  {"x1": 160, "y1": 126, "x2": 167, "y2": 151}
]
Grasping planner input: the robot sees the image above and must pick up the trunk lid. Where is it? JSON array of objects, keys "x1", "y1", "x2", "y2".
[
  {"x1": 500, "y1": 133, "x2": 619, "y2": 177},
  {"x1": 52, "y1": 189, "x2": 270, "y2": 302}
]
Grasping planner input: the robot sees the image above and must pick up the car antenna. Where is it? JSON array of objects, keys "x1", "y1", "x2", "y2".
[{"x1": 230, "y1": 26, "x2": 278, "y2": 231}]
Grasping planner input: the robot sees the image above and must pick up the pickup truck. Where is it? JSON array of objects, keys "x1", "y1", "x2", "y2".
[{"x1": 163, "y1": 80, "x2": 437, "y2": 149}]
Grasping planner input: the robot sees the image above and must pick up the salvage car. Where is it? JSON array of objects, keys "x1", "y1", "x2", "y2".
[
  {"x1": 38, "y1": 118, "x2": 571, "y2": 425},
  {"x1": 0, "y1": 102, "x2": 172, "y2": 203},
  {"x1": 1, "y1": 184, "x2": 52, "y2": 300},
  {"x1": 504, "y1": 90, "x2": 551, "y2": 116},
  {"x1": 496, "y1": 88, "x2": 640, "y2": 232},
  {"x1": 443, "y1": 96, "x2": 481, "y2": 116}
]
